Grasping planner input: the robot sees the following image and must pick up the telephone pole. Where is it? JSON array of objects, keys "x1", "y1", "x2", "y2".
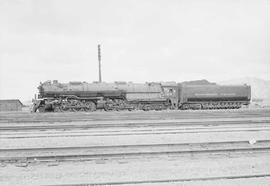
[{"x1": 98, "y1": 44, "x2": 102, "y2": 83}]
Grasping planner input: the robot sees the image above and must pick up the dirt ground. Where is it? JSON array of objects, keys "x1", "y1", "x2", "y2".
[{"x1": 1, "y1": 151, "x2": 270, "y2": 185}]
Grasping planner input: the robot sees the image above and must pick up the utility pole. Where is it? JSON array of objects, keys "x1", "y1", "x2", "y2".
[{"x1": 98, "y1": 44, "x2": 102, "y2": 83}]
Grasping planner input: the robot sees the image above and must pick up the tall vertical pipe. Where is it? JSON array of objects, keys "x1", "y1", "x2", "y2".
[{"x1": 98, "y1": 44, "x2": 102, "y2": 83}]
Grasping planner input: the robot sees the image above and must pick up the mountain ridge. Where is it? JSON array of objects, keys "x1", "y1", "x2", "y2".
[{"x1": 219, "y1": 77, "x2": 270, "y2": 103}]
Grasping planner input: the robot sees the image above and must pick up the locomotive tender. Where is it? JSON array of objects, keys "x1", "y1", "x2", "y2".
[{"x1": 32, "y1": 80, "x2": 251, "y2": 112}]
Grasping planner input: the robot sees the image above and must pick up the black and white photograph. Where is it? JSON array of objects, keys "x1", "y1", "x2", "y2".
[{"x1": 0, "y1": 0, "x2": 270, "y2": 185}]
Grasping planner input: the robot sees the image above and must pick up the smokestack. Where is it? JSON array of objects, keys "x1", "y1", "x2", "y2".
[{"x1": 98, "y1": 44, "x2": 102, "y2": 83}]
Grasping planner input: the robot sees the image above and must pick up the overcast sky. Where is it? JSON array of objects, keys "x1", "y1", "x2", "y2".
[{"x1": 0, "y1": 0, "x2": 270, "y2": 101}]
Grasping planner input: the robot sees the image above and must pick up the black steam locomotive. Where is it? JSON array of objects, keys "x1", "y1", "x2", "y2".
[{"x1": 32, "y1": 80, "x2": 251, "y2": 112}]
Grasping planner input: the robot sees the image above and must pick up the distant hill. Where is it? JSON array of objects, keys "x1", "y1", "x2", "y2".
[
  {"x1": 181, "y1": 79, "x2": 216, "y2": 85},
  {"x1": 219, "y1": 77, "x2": 270, "y2": 106}
]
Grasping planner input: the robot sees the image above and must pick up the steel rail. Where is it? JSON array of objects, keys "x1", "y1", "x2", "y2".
[
  {"x1": 1, "y1": 140, "x2": 270, "y2": 162},
  {"x1": 1, "y1": 119, "x2": 269, "y2": 131},
  {"x1": 2, "y1": 125, "x2": 270, "y2": 139},
  {"x1": 1, "y1": 109, "x2": 269, "y2": 123},
  {"x1": 44, "y1": 173, "x2": 270, "y2": 186}
]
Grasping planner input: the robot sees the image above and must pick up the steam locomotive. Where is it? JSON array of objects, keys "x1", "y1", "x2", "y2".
[{"x1": 32, "y1": 80, "x2": 251, "y2": 112}]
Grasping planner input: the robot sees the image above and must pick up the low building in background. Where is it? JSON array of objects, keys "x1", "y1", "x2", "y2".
[{"x1": 0, "y1": 99, "x2": 23, "y2": 112}]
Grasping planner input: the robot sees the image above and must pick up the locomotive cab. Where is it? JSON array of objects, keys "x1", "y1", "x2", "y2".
[{"x1": 161, "y1": 82, "x2": 178, "y2": 109}]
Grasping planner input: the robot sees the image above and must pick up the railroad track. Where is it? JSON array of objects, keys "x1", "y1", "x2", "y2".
[
  {"x1": 1, "y1": 117, "x2": 269, "y2": 131},
  {"x1": 45, "y1": 174, "x2": 270, "y2": 186},
  {"x1": 2, "y1": 124, "x2": 270, "y2": 139},
  {"x1": 1, "y1": 109, "x2": 270, "y2": 186},
  {"x1": 1, "y1": 108, "x2": 269, "y2": 123},
  {"x1": 1, "y1": 140, "x2": 270, "y2": 163}
]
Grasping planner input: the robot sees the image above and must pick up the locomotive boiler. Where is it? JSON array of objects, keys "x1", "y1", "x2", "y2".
[
  {"x1": 32, "y1": 80, "x2": 251, "y2": 112},
  {"x1": 32, "y1": 80, "x2": 175, "y2": 112}
]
